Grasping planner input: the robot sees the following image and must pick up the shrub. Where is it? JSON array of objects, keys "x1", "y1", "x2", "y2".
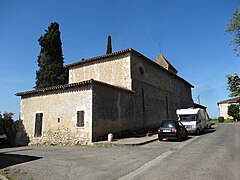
[
  {"x1": 227, "y1": 104, "x2": 239, "y2": 120},
  {"x1": 218, "y1": 116, "x2": 224, "y2": 123}
]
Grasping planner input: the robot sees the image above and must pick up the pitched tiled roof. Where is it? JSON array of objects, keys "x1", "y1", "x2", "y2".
[
  {"x1": 154, "y1": 54, "x2": 178, "y2": 74},
  {"x1": 217, "y1": 97, "x2": 240, "y2": 105},
  {"x1": 67, "y1": 48, "x2": 137, "y2": 67},
  {"x1": 66, "y1": 48, "x2": 194, "y2": 88},
  {"x1": 16, "y1": 79, "x2": 134, "y2": 96}
]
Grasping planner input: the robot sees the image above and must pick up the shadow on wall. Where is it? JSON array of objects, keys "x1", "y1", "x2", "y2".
[{"x1": 15, "y1": 120, "x2": 30, "y2": 147}]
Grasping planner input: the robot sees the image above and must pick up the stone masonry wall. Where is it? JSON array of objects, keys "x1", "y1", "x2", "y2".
[
  {"x1": 69, "y1": 53, "x2": 132, "y2": 90},
  {"x1": 130, "y1": 53, "x2": 194, "y2": 129},
  {"x1": 92, "y1": 84, "x2": 134, "y2": 141},
  {"x1": 19, "y1": 86, "x2": 93, "y2": 145}
]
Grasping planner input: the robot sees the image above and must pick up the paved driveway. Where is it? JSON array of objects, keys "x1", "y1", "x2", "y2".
[
  {"x1": 0, "y1": 137, "x2": 187, "y2": 179},
  {"x1": 0, "y1": 123, "x2": 239, "y2": 180}
]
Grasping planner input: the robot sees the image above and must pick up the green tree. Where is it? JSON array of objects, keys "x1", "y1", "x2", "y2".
[
  {"x1": 0, "y1": 112, "x2": 21, "y2": 146},
  {"x1": 106, "y1": 35, "x2": 112, "y2": 54},
  {"x1": 0, "y1": 112, "x2": 15, "y2": 133},
  {"x1": 226, "y1": 7, "x2": 240, "y2": 55},
  {"x1": 227, "y1": 104, "x2": 239, "y2": 120},
  {"x1": 226, "y1": 73, "x2": 240, "y2": 97},
  {"x1": 35, "y1": 22, "x2": 68, "y2": 89}
]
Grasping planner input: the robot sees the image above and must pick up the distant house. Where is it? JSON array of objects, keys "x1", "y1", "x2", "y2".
[
  {"x1": 217, "y1": 97, "x2": 240, "y2": 119},
  {"x1": 16, "y1": 48, "x2": 194, "y2": 145}
]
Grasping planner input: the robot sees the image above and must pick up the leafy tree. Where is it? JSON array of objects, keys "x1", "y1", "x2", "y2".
[
  {"x1": 35, "y1": 22, "x2": 68, "y2": 89},
  {"x1": 0, "y1": 112, "x2": 22, "y2": 146},
  {"x1": 226, "y1": 73, "x2": 240, "y2": 97},
  {"x1": 0, "y1": 112, "x2": 16, "y2": 133},
  {"x1": 227, "y1": 104, "x2": 239, "y2": 120},
  {"x1": 226, "y1": 7, "x2": 240, "y2": 55},
  {"x1": 106, "y1": 35, "x2": 112, "y2": 54}
]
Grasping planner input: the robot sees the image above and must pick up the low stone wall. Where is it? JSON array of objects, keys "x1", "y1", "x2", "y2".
[{"x1": 30, "y1": 125, "x2": 91, "y2": 146}]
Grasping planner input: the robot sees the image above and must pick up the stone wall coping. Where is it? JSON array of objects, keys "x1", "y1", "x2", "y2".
[{"x1": 16, "y1": 79, "x2": 134, "y2": 97}]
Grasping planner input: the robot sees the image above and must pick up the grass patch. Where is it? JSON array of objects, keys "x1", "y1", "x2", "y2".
[
  {"x1": 1, "y1": 167, "x2": 33, "y2": 180},
  {"x1": 211, "y1": 119, "x2": 240, "y2": 124}
]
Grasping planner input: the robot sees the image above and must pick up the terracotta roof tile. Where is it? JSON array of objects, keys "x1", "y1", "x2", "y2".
[
  {"x1": 217, "y1": 97, "x2": 240, "y2": 105},
  {"x1": 66, "y1": 48, "x2": 193, "y2": 88},
  {"x1": 67, "y1": 48, "x2": 136, "y2": 67},
  {"x1": 16, "y1": 79, "x2": 134, "y2": 96}
]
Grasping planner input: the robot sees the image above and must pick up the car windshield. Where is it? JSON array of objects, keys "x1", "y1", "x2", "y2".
[
  {"x1": 161, "y1": 121, "x2": 175, "y2": 128},
  {"x1": 179, "y1": 115, "x2": 197, "y2": 121}
]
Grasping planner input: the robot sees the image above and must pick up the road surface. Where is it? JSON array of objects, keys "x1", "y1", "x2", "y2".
[{"x1": 0, "y1": 123, "x2": 239, "y2": 180}]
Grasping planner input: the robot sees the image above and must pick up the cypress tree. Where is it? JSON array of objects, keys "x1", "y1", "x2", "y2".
[
  {"x1": 106, "y1": 35, "x2": 112, "y2": 54},
  {"x1": 35, "y1": 22, "x2": 68, "y2": 89}
]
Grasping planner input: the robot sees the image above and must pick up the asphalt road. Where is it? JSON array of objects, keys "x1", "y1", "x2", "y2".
[
  {"x1": 0, "y1": 123, "x2": 239, "y2": 180},
  {"x1": 126, "y1": 123, "x2": 240, "y2": 180}
]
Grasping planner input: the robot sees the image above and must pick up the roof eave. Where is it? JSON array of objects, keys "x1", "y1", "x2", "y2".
[{"x1": 16, "y1": 79, "x2": 134, "y2": 97}]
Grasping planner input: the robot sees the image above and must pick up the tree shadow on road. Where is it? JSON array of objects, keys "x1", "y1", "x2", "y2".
[{"x1": 0, "y1": 152, "x2": 42, "y2": 169}]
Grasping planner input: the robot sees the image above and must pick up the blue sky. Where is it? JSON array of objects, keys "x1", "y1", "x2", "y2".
[{"x1": 0, "y1": 0, "x2": 239, "y2": 119}]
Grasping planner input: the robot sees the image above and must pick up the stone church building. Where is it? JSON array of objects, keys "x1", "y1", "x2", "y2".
[{"x1": 16, "y1": 48, "x2": 194, "y2": 145}]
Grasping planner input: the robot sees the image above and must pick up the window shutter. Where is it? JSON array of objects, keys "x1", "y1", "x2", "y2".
[
  {"x1": 77, "y1": 111, "x2": 84, "y2": 127},
  {"x1": 34, "y1": 113, "x2": 43, "y2": 137}
]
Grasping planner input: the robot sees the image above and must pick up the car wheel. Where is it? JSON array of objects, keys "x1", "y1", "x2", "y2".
[
  {"x1": 159, "y1": 137, "x2": 163, "y2": 141},
  {"x1": 177, "y1": 134, "x2": 181, "y2": 142},
  {"x1": 196, "y1": 129, "x2": 200, "y2": 135}
]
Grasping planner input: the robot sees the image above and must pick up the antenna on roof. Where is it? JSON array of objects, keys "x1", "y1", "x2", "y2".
[{"x1": 197, "y1": 95, "x2": 201, "y2": 105}]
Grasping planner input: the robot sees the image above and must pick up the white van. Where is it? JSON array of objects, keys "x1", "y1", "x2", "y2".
[{"x1": 176, "y1": 108, "x2": 211, "y2": 135}]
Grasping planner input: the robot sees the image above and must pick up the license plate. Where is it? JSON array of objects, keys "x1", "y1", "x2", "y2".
[{"x1": 163, "y1": 130, "x2": 171, "y2": 132}]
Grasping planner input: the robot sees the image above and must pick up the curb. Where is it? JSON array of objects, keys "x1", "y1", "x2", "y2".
[
  {"x1": 93, "y1": 137, "x2": 158, "y2": 147},
  {"x1": 121, "y1": 138, "x2": 159, "y2": 146}
]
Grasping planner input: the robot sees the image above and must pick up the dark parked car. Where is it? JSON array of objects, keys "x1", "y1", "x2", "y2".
[
  {"x1": 157, "y1": 120, "x2": 188, "y2": 141},
  {"x1": 0, "y1": 131, "x2": 7, "y2": 144}
]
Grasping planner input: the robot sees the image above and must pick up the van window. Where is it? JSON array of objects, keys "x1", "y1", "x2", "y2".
[{"x1": 179, "y1": 115, "x2": 197, "y2": 121}]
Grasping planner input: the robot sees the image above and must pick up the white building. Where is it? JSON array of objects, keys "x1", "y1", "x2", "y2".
[{"x1": 217, "y1": 97, "x2": 240, "y2": 119}]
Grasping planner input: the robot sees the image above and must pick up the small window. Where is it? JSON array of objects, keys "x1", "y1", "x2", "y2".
[
  {"x1": 141, "y1": 88, "x2": 145, "y2": 113},
  {"x1": 139, "y1": 67, "x2": 144, "y2": 75},
  {"x1": 34, "y1": 113, "x2": 43, "y2": 137},
  {"x1": 76, "y1": 111, "x2": 84, "y2": 127}
]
